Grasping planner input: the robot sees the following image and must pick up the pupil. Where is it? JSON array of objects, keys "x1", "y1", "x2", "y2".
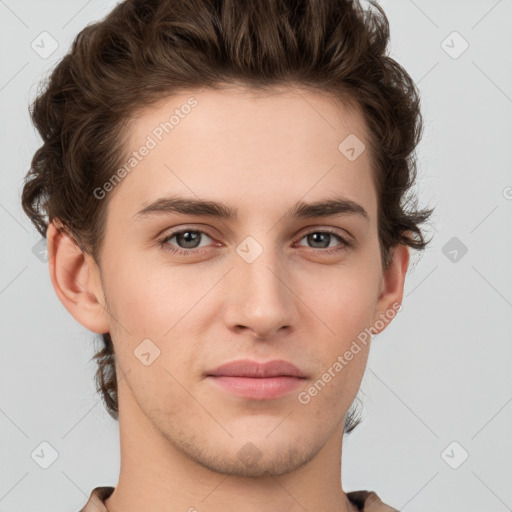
[
  {"x1": 310, "y1": 233, "x2": 329, "y2": 248},
  {"x1": 179, "y1": 231, "x2": 199, "y2": 248}
]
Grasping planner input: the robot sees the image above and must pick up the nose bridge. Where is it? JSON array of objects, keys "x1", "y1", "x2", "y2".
[{"x1": 225, "y1": 237, "x2": 297, "y2": 337}]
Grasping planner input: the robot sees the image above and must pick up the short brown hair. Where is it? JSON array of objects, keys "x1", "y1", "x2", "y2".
[{"x1": 21, "y1": 0, "x2": 434, "y2": 431}]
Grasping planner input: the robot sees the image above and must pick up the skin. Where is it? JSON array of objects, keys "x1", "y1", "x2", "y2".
[{"x1": 47, "y1": 85, "x2": 409, "y2": 512}]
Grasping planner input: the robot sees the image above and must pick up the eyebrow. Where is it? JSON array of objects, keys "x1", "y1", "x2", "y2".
[{"x1": 134, "y1": 195, "x2": 369, "y2": 222}]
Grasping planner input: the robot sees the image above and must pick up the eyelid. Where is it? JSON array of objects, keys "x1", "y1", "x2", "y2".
[
  {"x1": 158, "y1": 225, "x2": 218, "y2": 247},
  {"x1": 158, "y1": 224, "x2": 351, "y2": 242},
  {"x1": 158, "y1": 224, "x2": 218, "y2": 240},
  {"x1": 158, "y1": 224, "x2": 353, "y2": 256},
  {"x1": 294, "y1": 230, "x2": 352, "y2": 252},
  {"x1": 295, "y1": 225, "x2": 353, "y2": 244}
]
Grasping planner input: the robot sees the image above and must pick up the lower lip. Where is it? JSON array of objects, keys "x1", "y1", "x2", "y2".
[{"x1": 206, "y1": 376, "x2": 305, "y2": 400}]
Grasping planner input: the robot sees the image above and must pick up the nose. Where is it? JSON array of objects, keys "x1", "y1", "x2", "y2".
[{"x1": 223, "y1": 245, "x2": 299, "y2": 340}]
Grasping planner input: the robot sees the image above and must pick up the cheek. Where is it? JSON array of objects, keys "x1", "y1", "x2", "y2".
[
  {"x1": 296, "y1": 349, "x2": 369, "y2": 430},
  {"x1": 298, "y1": 263, "x2": 381, "y2": 339},
  {"x1": 102, "y1": 260, "x2": 210, "y2": 382},
  {"x1": 102, "y1": 257, "x2": 194, "y2": 337}
]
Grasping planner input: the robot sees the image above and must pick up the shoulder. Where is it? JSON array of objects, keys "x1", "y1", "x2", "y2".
[
  {"x1": 347, "y1": 490, "x2": 400, "y2": 511},
  {"x1": 80, "y1": 486, "x2": 398, "y2": 512},
  {"x1": 79, "y1": 486, "x2": 115, "y2": 512}
]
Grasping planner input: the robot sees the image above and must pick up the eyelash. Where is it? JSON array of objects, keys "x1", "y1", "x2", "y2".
[{"x1": 157, "y1": 226, "x2": 352, "y2": 257}]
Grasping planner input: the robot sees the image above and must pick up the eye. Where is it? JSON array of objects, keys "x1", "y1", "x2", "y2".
[
  {"x1": 158, "y1": 228, "x2": 216, "y2": 256},
  {"x1": 157, "y1": 226, "x2": 352, "y2": 257},
  {"x1": 296, "y1": 230, "x2": 351, "y2": 253}
]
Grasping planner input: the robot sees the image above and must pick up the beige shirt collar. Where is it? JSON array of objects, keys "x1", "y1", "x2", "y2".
[{"x1": 79, "y1": 486, "x2": 399, "y2": 512}]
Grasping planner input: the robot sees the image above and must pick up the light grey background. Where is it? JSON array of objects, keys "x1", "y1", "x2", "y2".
[{"x1": 1, "y1": 1, "x2": 511, "y2": 511}]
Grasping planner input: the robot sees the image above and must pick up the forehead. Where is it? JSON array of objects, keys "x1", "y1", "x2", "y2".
[{"x1": 111, "y1": 85, "x2": 377, "y2": 223}]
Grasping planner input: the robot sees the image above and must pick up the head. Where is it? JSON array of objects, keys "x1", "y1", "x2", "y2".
[{"x1": 22, "y1": 0, "x2": 433, "y2": 475}]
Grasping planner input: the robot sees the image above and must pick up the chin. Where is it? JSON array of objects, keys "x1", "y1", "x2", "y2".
[
  {"x1": 200, "y1": 446, "x2": 318, "y2": 478},
  {"x1": 170, "y1": 428, "x2": 321, "y2": 478}
]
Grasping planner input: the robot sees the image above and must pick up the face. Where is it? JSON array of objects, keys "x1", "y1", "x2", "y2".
[{"x1": 90, "y1": 85, "x2": 402, "y2": 477}]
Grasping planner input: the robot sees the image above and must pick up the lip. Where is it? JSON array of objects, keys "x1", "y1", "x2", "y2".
[
  {"x1": 207, "y1": 359, "x2": 306, "y2": 378},
  {"x1": 205, "y1": 359, "x2": 307, "y2": 400}
]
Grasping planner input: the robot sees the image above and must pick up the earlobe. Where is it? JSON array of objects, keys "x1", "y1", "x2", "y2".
[
  {"x1": 46, "y1": 221, "x2": 110, "y2": 334},
  {"x1": 373, "y1": 243, "x2": 410, "y2": 333}
]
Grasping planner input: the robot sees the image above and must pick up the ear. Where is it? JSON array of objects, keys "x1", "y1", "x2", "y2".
[
  {"x1": 46, "y1": 221, "x2": 110, "y2": 334},
  {"x1": 372, "y1": 242, "x2": 410, "y2": 334}
]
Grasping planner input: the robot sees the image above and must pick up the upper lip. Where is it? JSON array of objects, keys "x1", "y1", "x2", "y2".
[{"x1": 207, "y1": 359, "x2": 306, "y2": 378}]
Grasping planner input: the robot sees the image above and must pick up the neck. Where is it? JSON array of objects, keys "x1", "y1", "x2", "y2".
[{"x1": 105, "y1": 383, "x2": 356, "y2": 512}]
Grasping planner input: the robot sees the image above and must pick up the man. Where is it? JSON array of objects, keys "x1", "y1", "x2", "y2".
[{"x1": 22, "y1": 1, "x2": 433, "y2": 510}]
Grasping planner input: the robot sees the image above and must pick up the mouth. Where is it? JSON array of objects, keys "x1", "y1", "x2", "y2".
[{"x1": 205, "y1": 359, "x2": 307, "y2": 400}]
